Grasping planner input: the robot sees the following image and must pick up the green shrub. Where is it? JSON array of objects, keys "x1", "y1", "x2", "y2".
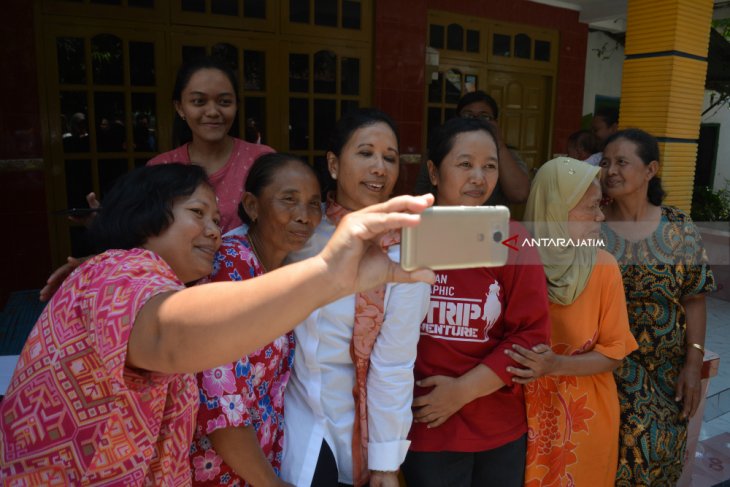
[{"x1": 692, "y1": 182, "x2": 730, "y2": 222}]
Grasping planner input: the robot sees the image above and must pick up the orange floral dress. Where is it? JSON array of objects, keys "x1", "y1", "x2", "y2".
[{"x1": 524, "y1": 250, "x2": 638, "y2": 487}]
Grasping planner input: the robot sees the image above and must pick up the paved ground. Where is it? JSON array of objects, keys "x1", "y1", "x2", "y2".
[{"x1": 692, "y1": 296, "x2": 730, "y2": 486}]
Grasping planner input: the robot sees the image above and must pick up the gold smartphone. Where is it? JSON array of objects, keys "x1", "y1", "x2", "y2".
[{"x1": 401, "y1": 206, "x2": 510, "y2": 271}]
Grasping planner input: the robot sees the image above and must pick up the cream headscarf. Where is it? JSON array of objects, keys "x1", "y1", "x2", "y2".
[{"x1": 524, "y1": 157, "x2": 600, "y2": 305}]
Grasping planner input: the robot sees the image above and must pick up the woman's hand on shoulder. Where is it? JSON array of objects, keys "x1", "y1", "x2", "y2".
[
  {"x1": 318, "y1": 194, "x2": 436, "y2": 295},
  {"x1": 39, "y1": 255, "x2": 89, "y2": 302},
  {"x1": 505, "y1": 343, "x2": 556, "y2": 384}
]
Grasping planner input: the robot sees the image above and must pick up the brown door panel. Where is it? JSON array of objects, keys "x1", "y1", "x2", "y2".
[{"x1": 487, "y1": 70, "x2": 550, "y2": 172}]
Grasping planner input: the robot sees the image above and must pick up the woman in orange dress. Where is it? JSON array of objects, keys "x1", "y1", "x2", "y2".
[{"x1": 507, "y1": 157, "x2": 638, "y2": 487}]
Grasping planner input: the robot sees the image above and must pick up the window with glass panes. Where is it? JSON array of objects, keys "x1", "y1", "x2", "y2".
[
  {"x1": 173, "y1": 0, "x2": 274, "y2": 31},
  {"x1": 38, "y1": 0, "x2": 371, "y2": 266},
  {"x1": 425, "y1": 10, "x2": 557, "y2": 164},
  {"x1": 284, "y1": 43, "x2": 370, "y2": 169},
  {"x1": 283, "y1": 0, "x2": 371, "y2": 41},
  {"x1": 47, "y1": 25, "x2": 166, "y2": 260}
]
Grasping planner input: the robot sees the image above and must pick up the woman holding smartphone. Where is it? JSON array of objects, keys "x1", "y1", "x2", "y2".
[
  {"x1": 0, "y1": 163, "x2": 435, "y2": 485},
  {"x1": 282, "y1": 109, "x2": 431, "y2": 487},
  {"x1": 400, "y1": 117, "x2": 550, "y2": 487}
]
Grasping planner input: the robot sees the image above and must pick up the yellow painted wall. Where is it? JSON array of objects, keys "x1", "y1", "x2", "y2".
[
  {"x1": 658, "y1": 142, "x2": 700, "y2": 208},
  {"x1": 625, "y1": 0, "x2": 714, "y2": 56},
  {"x1": 620, "y1": 0, "x2": 714, "y2": 212},
  {"x1": 620, "y1": 56, "x2": 708, "y2": 139}
]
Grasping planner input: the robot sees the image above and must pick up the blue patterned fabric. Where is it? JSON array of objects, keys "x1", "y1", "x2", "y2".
[{"x1": 601, "y1": 206, "x2": 716, "y2": 486}]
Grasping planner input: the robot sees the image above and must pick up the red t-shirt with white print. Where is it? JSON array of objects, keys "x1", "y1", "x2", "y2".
[{"x1": 409, "y1": 222, "x2": 550, "y2": 453}]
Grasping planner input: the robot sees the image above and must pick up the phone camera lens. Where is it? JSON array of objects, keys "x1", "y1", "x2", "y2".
[{"x1": 493, "y1": 231, "x2": 503, "y2": 242}]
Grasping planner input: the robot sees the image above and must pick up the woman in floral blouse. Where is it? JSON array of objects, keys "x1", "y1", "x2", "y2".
[{"x1": 191, "y1": 153, "x2": 323, "y2": 486}]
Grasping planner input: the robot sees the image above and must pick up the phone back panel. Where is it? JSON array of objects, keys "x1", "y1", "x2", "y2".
[{"x1": 401, "y1": 206, "x2": 510, "y2": 271}]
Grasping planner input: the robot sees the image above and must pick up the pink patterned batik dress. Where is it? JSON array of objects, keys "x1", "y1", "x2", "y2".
[
  {"x1": 190, "y1": 234, "x2": 294, "y2": 486},
  {"x1": 0, "y1": 249, "x2": 199, "y2": 486}
]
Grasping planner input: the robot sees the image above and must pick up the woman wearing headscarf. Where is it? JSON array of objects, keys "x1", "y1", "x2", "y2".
[{"x1": 508, "y1": 157, "x2": 637, "y2": 487}]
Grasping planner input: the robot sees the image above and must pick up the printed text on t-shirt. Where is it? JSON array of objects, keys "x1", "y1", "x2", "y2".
[{"x1": 422, "y1": 274, "x2": 502, "y2": 342}]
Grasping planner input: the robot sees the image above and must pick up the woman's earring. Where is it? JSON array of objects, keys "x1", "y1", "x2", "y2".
[{"x1": 331, "y1": 172, "x2": 337, "y2": 180}]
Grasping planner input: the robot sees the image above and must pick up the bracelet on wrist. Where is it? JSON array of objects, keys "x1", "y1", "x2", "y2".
[{"x1": 688, "y1": 342, "x2": 705, "y2": 356}]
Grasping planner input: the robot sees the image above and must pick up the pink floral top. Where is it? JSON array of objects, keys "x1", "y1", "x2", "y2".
[
  {"x1": 191, "y1": 233, "x2": 294, "y2": 486},
  {"x1": 0, "y1": 249, "x2": 197, "y2": 486}
]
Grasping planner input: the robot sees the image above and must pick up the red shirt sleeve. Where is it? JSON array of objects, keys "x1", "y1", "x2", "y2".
[{"x1": 480, "y1": 222, "x2": 551, "y2": 385}]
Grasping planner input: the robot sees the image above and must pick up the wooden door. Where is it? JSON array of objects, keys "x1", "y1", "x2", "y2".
[
  {"x1": 43, "y1": 22, "x2": 168, "y2": 263},
  {"x1": 486, "y1": 70, "x2": 551, "y2": 174}
]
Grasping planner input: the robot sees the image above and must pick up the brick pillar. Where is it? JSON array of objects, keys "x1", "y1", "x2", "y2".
[{"x1": 620, "y1": 0, "x2": 714, "y2": 211}]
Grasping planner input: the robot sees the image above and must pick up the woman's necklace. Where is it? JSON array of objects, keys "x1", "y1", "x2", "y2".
[{"x1": 247, "y1": 230, "x2": 268, "y2": 273}]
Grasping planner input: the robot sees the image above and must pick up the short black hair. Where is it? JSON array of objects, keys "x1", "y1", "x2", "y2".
[
  {"x1": 456, "y1": 91, "x2": 499, "y2": 120},
  {"x1": 237, "y1": 152, "x2": 318, "y2": 225},
  {"x1": 327, "y1": 108, "x2": 399, "y2": 157},
  {"x1": 422, "y1": 117, "x2": 499, "y2": 196},
  {"x1": 604, "y1": 128, "x2": 666, "y2": 205},
  {"x1": 88, "y1": 163, "x2": 211, "y2": 252},
  {"x1": 428, "y1": 117, "x2": 499, "y2": 171},
  {"x1": 567, "y1": 129, "x2": 599, "y2": 155},
  {"x1": 316, "y1": 108, "x2": 400, "y2": 199},
  {"x1": 594, "y1": 107, "x2": 619, "y2": 127},
  {"x1": 172, "y1": 56, "x2": 239, "y2": 147}
]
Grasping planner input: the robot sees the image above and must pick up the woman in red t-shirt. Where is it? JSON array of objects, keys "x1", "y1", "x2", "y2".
[{"x1": 402, "y1": 117, "x2": 550, "y2": 487}]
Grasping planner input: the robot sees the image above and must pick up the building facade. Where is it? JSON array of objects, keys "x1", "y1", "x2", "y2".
[{"x1": 0, "y1": 0, "x2": 588, "y2": 304}]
